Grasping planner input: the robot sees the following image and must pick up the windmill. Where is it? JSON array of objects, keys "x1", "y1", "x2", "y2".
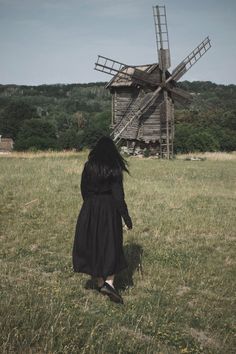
[{"x1": 94, "y1": 5, "x2": 211, "y2": 158}]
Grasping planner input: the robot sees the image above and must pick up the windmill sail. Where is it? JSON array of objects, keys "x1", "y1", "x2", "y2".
[
  {"x1": 171, "y1": 37, "x2": 211, "y2": 81},
  {"x1": 95, "y1": 56, "x2": 130, "y2": 79},
  {"x1": 95, "y1": 55, "x2": 159, "y2": 86},
  {"x1": 169, "y1": 86, "x2": 193, "y2": 102},
  {"x1": 153, "y1": 5, "x2": 171, "y2": 70},
  {"x1": 153, "y1": 5, "x2": 172, "y2": 158}
]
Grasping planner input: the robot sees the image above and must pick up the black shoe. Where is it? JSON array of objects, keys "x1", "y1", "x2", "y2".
[{"x1": 100, "y1": 282, "x2": 123, "y2": 304}]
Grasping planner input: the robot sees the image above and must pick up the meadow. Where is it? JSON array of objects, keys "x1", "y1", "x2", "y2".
[{"x1": 0, "y1": 151, "x2": 235, "y2": 354}]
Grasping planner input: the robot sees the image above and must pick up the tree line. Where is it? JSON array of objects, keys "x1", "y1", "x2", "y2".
[{"x1": 0, "y1": 81, "x2": 235, "y2": 153}]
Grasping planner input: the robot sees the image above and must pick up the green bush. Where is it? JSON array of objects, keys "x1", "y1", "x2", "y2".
[
  {"x1": 174, "y1": 124, "x2": 194, "y2": 153},
  {"x1": 14, "y1": 119, "x2": 58, "y2": 151},
  {"x1": 174, "y1": 124, "x2": 220, "y2": 153},
  {"x1": 57, "y1": 129, "x2": 81, "y2": 150},
  {"x1": 210, "y1": 126, "x2": 236, "y2": 151},
  {"x1": 186, "y1": 131, "x2": 220, "y2": 152},
  {"x1": 81, "y1": 111, "x2": 110, "y2": 148},
  {"x1": 0, "y1": 101, "x2": 36, "y2": 139}
]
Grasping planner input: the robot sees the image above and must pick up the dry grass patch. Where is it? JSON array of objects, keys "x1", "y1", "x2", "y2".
[
  {"x1": 189, "y1": 328, "x2": 220, "y2": 351},
  {"x1": 177, "y1": 151, "x2": 236, "y2": 160},
  {"x1": 0, "y1": 150, "x2": 86, "y2": 159}
]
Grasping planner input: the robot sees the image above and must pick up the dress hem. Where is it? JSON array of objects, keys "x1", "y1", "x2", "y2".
[{"x1": 72, "y1": 265, "x2": 128, "y2": 278}]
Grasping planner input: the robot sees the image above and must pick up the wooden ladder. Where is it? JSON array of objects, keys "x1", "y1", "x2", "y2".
[
  {"x1": 111, "y1": 91, "x2": 156, "y2": 144},
  {"x1": 159, "y1": 94, "x2": 174, "y2": 159}
]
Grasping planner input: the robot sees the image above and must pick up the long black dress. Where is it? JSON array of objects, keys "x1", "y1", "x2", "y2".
[{"x1": 72, "y1": 163, "x2": 132, "y2": 278}]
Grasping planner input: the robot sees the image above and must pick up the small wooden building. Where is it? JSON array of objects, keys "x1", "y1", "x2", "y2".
[{"x1": 0, "y1": 136, "x2": 14, "y2": 152}]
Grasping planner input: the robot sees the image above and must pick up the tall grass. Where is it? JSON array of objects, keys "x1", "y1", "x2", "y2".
[{"x1": 0, "y1": 152, "x2": 235, "y2": 353}]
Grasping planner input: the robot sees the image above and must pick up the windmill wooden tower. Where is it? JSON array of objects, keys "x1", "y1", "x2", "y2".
[{"x1": 95, "y1": 5, "x2": 211, "y2": 158}]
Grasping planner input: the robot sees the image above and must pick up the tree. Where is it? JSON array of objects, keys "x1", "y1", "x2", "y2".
[
  {"x1": 0, "y1": 101, "x2": 36, "y2": 139},
  {"x1": 82, "y1": 111, "x2": 110, "y2": 148},
  {"x1": 186, "y1": 131, "x2": 219, "y2": 152},
  {"x1": 210, "y1": 126, "x2": 236, "y2": 151},
  {"x1": 174, "y1": 124, "x2": 220, "y2": 153},
  {"x1": 57, "y1": 129, "x2": 82, "y2": 150},
  {"x1": 14, "y1": 119, "x2": 57, "y2": 151},
  {"x1": 174, "y1": 124, "x2": 195, "y2": 153}
]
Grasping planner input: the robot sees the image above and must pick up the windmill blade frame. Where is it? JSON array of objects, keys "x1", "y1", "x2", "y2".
[
  {"x1": 153, "y1": 5, "x2": 171, "y2": 71},
  {"x1": 152, "y1": 5, "x2": 173, "y2": 158},
  {"x1": 95, "y1": 55, "x2": 159, "y2": 87},
  {"x1": 95, "y1": 55, "x2": 131, "y2": 79},
  {"x1": 171, "y1": 37, "x2": 211, "y2": 81}
]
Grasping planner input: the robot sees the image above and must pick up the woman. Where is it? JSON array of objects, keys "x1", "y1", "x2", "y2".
[{"x1": 72, "y1": 137, "x2": 132, "y2": 304}]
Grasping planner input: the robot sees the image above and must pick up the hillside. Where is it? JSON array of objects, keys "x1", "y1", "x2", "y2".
[{"x1": 0, "y1": 81, "x2": 235, "y2": 152}]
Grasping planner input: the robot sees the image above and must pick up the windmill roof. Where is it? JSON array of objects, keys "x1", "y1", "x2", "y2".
[{"x1": 105, "y1": 63, "x2": 159, "y2": 88}]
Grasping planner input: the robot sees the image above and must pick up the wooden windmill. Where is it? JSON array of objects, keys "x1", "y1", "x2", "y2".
[{"x1": 94, "y1": 5, "x2": 211, "y2": 158}]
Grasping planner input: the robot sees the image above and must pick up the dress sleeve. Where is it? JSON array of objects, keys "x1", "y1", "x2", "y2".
[
  {"x1": 111, "y1": 178, "x2": 132, "y2": 229},
  {"x1": 80, "y1": 165, "x2": 89, "y2": 201}
]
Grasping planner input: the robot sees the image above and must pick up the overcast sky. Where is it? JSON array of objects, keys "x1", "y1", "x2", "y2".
[{"x1": 0, "y1": 0, "x2": 235, "y2": 85}]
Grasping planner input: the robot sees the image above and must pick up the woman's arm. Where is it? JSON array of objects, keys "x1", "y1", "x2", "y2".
[
  {"x1": 80, "y1": 164, "x2": 89, "y2": 201},
  {"x1": 111, "y1": 178, "x2": 132, "y2": 229}
]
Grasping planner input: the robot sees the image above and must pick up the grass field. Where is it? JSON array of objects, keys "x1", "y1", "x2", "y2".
[{"x1": 0, "y1": 151, "x2": 235, "y2": 353}]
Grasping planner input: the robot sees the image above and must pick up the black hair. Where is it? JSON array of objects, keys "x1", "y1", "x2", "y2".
[{"x1": 85, "y1": 136, "x2": 129, "y2": 181}]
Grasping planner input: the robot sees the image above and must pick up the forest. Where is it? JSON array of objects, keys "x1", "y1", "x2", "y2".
[{"x1": 0, "y1": 81, "x2": 235, "y2": 153}]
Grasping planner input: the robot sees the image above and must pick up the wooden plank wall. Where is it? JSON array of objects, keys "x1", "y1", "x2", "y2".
[{"x1": 112, "y1": 88, "x2": 162, "y2": 142}]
